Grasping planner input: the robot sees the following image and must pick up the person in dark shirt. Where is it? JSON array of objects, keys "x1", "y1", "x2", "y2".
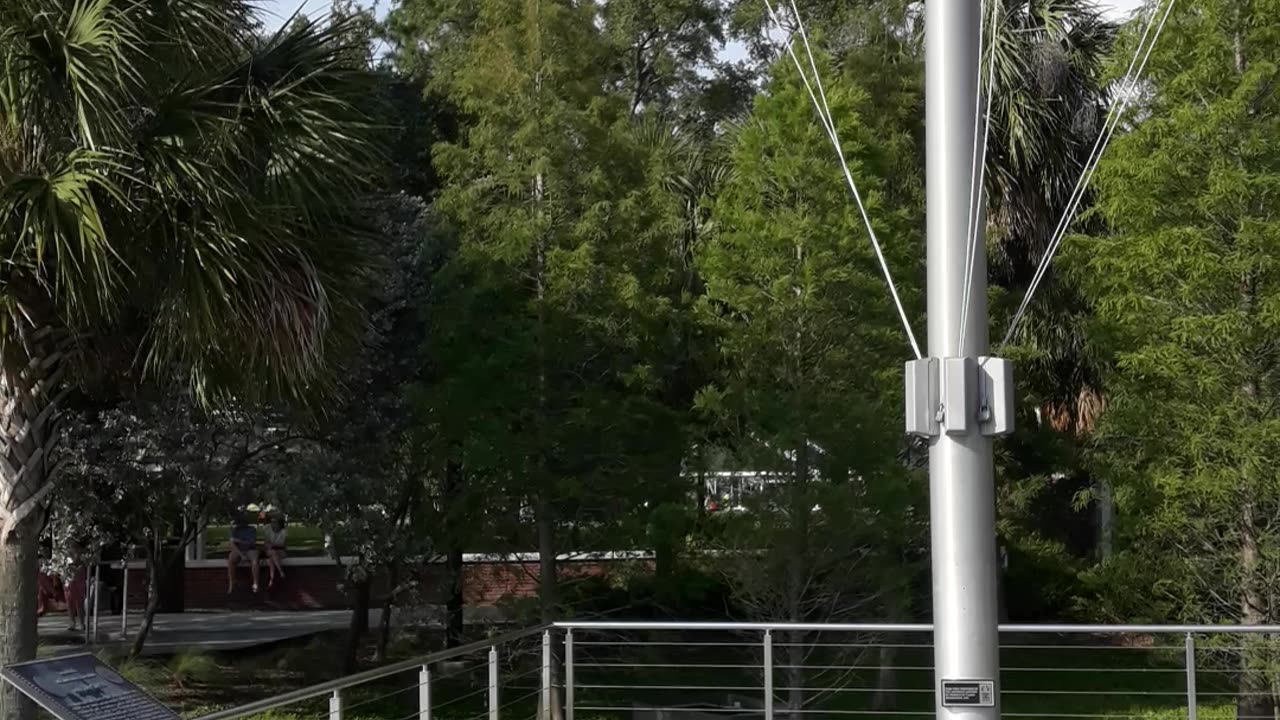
[{"x1": 226, "y1": 513, "x2": 260, "y2": 594}]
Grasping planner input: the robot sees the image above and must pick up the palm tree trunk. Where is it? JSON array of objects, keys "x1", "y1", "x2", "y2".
[
  {"x1": 0, "y1": 326, "x2": 66, "y2": 720},
  {"x1": 0, "y1": 521, "x2": 39, "y2": 720}
]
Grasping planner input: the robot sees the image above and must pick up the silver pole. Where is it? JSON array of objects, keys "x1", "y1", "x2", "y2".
[
  {"x1": 763, "y1": 630, "x2": 774, "y2": 720},
  {"x1": 488, "y1": 646, "x2": 499, "y2": 720},
  {"x1": 419, "y1": 664, "x2": 431, "y2": 720},
  {"x1": 925, "y1": 0, "x2": 1000, "y2": 718},
  {"x1": 564, "y1": 629, "x2": 575, "y2": 720},
  {"x1": 1184, "y1": 634, "x2": 1197, "y2": 720}
]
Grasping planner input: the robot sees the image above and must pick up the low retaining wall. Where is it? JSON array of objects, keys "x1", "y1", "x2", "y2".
[{"x1": 120, "y1": 553, "x2": 654, "y2": 612}]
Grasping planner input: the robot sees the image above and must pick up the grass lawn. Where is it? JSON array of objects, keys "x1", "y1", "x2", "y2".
[{"x1": 204, "y1": 525, "x2": 327, "y2": 556}]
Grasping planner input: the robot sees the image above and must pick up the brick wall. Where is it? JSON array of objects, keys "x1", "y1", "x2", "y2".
[{"x1": 121, "y1": 554, "x2": 653, "y2": 612}]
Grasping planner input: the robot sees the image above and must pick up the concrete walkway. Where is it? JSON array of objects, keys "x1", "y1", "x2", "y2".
[{"x1": 38, "y1": 607, "x2": 507, "y2": 656}]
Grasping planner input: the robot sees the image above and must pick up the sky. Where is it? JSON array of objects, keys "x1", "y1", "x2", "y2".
[{"x1": 260, "y1": 0, "x2": 1152, "y2": 33}]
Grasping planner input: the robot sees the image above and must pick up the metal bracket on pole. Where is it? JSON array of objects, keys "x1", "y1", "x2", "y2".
[{"x1": 905, "y1": 357, "x2": 1014, "y2": 438}]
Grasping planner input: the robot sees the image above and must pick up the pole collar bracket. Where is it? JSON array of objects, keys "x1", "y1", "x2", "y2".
[{"x1": 904, "y1": 356, "x2": 1014, "y2": 438}]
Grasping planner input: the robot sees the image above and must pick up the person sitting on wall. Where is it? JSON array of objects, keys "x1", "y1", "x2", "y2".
[
  {"x1": 264, "y1": 516, "x2": 288, "y2": 588},
  {"x1": 227, "y1": 513, "x2": 260, "y2": 594}
]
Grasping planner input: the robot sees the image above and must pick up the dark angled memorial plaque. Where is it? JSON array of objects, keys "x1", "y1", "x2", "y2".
[{"x1": 2, "y1": 653, "x2": 179, "y2": 720}]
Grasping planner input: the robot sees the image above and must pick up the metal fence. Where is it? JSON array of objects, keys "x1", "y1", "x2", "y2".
[{"x1": 193, "y1": 622, "x2": 1280, "y2": 720}]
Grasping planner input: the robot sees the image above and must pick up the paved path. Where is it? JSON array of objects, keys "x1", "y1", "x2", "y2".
[
  {"x1": 39, "y1": 610, "x2": 377, "y2": 656},
  {"x1": 38, "y1": 607, "x2": 507, "y2": 656}
]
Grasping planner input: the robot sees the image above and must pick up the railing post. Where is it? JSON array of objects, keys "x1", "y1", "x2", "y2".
[
  {"x1": 541, "y1": 631, "x2": 552, "y2": 720},
  {"x1": 565, "y1": 628, "x2": 575, "y2": 720},
  {"x1": 764, "y1": 630, "x2": 774, "y2": 720},
  {"x1": 1185, "y1": 633, "x2": 1197, "y2": 720},
  {"x1": 329, "y1": 690, "x2": 343, "y2": 720},
  {"x1": 120, "y1": 553, "x2": 129, "y2": 639},
  {"x1": 489, "y1": 645, "x2": 500, "y2": 720},
  {"x1": 419, "y1": 664, "x2": 431, "y2": 720}
]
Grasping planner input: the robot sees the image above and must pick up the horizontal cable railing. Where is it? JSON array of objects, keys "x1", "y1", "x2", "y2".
[{"x1": 193, "y1": 622, "x2": 1280, "y2": 720}]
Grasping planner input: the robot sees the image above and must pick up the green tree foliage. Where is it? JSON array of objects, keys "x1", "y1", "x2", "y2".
[
  {"x1": 600, "y1": 0, "x2": 737, "y2": 124},
  {"x1": 700, "y1": 48, "x2": 923, "y2": 620},
  {"x1": 698, "y1": 47, "x2": 924, "y2": 716},
  {"x1": 1068, "y1": 0, "x2": 1280, "y2": 709},
  {"x1": 421, "y1": 0, "x2": 681, "y2": 620}
]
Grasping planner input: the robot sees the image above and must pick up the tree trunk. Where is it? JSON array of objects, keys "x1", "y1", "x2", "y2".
[
  {"x1": 536, "y1": 494, "x2": 557, "y2": 622},
  {"x1": 445, "y1": 546, "x2": 464, "y2": 648},
  {"x1": 0, "y1": 324, "x2": 65, "y2": 720},
  {"x1": 871, "y1": 643, "x2": 899, "y2": 711},
  {"x1": 0, "y1": 520, "x2": 40, "y2": 720},
  {"x1": 1238, "y1": 499, "x2": 1275, "y2": 718},
  {"x1": 344, "y1": 577, "x2": 371, "y2": 674},
  {"x1": 131, "y1": 550, "x2": 161, "y2": 659},
  {"x1": 785, "y1": 441, "x2": 811, "y2": 720},
  {"x1": 873, "y1": 586, "x2": 909, "y2": 711},
  {"x1": 375, "y1": 565, "x2": 398, "y2": 662},
  {"x1": 443, "y1": 459, "x2": 465, "y2": 649},
  {"x1": 1097, "y1": 480, "x2": 1114, "y2": 561}
]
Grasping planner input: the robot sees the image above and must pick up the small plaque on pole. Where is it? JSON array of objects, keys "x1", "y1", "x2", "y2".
[
  {"x1": 2, "y1": 654, "x2": 179, "y2": 720},
  {"x1": 941, "y1": 679, "x2": 995, "y2": 707}
]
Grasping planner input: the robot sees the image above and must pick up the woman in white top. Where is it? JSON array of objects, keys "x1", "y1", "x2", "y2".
[{"x1": 265, "y1": 517, "x2": 288, "y2": 588}]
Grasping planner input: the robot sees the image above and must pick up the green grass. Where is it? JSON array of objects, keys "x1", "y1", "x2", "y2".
[
  {"x1": 172, "y1": 652, "x2": 223, "y2": 688},
  {"x1": 204, "y1": 524, "x2": 327, "y2": 555}
]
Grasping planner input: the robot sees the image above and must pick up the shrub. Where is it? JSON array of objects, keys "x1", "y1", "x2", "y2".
[{"x1": 171, "y1": 652, "x2": 221, "y2": 688}]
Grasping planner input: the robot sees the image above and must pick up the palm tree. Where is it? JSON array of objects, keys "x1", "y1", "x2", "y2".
[
  {"x1": 984, "y1": 0, "x2": 1117, "y2": 435},
  {"x1": 980, "y1": 0, "x2": 1120, "y2": 579},
  {"x1": 0, "y1": 0, "x2": 382, "y2": 715}
]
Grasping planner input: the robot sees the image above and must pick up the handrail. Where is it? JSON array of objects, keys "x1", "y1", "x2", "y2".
[
  {"x1": 554, "y1": 620, "x2": 1280, "y2": 634},
  {"x1": 192, "y1": 623, "x2": 548, "y2": 720},
  {"x1": 194, "y1": 619, "x2": 1280, "y2": 720}
]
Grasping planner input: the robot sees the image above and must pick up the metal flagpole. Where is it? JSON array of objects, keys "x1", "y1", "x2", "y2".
[{"x1": 907, "y1": 0, "x2": 1013, "y2": 717}]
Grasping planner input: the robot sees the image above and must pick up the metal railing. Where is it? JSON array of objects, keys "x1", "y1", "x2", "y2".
[{"x1": 194, "y1": 622, "x2": 1280, "y2": 720}]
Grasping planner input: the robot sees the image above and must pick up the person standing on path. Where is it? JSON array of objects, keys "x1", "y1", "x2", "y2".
[{"x1": 64, "y1": 543, "x2": 87, "y2": 633}]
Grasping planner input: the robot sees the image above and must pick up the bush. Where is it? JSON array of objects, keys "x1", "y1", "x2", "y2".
[
  {"x1": 171, "y1": 652, "x2": 221, "y2": 687},
  {"x1": 115, "y1": 657, "x2": 166, "y2": 688}
]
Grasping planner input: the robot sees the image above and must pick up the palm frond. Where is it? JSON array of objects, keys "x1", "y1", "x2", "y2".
[
  {"x1": 0, "y1": 147, "x2": 129, "y2": 322},
  {"x1": 4, "y1": 0, "x2": 142, "y2": 148}
]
